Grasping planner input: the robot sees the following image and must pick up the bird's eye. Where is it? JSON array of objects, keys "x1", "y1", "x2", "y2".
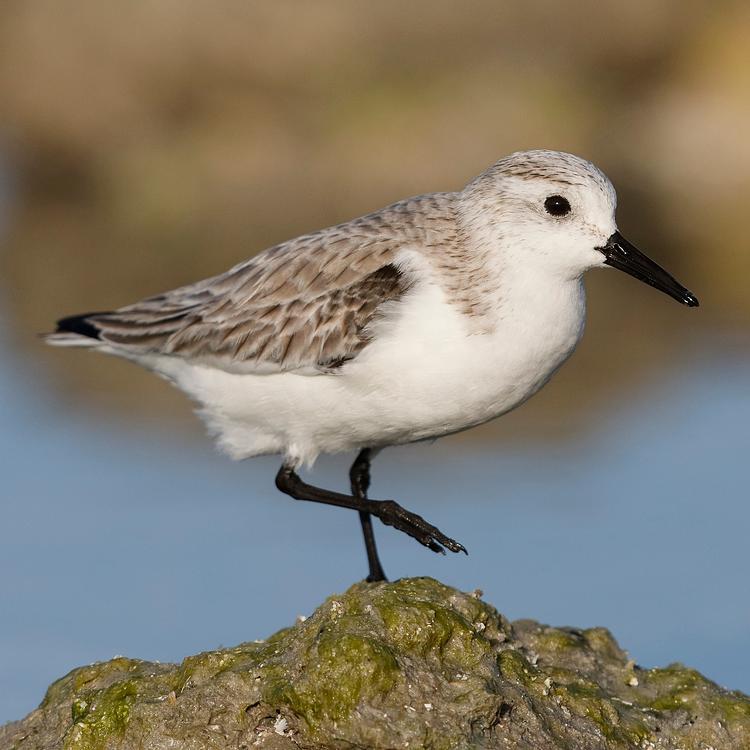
[{"x1": 544, "y1": 195, "x2": 571, "y2": 217}]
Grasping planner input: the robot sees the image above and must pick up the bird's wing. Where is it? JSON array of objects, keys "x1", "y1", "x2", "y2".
[{"x1": 58, "y1": 196, "x2": 451, "y2": 373}]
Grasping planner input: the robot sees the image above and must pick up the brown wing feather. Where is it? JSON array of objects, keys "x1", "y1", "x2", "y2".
[{"x1": 80, "y1": 193, "x2": 454, "y2": 372}]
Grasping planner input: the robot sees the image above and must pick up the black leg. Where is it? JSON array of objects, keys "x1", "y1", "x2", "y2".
[
  {"x1": 349, "y1": 449, "x2": 387, "y2": 582},
  {"x1": 275, "y1": 464, "x2": 467, "y2": 559}
]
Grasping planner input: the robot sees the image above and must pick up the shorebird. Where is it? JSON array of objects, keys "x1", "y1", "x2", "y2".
[{"x1": 46, "y1": 150, "x2": 698, "y2": 581}]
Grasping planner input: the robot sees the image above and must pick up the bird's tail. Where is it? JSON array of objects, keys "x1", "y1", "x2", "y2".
[{"x1": 42, "y1": 312, "x2": 111, "y2": 348}]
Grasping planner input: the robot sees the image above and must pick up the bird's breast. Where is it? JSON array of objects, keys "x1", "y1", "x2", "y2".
[{"x1": 341, "y1": 274, "x2": 587, "y2": 442}]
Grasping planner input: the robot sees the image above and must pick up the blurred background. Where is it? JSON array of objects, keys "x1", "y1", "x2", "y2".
[{"x1": 1, "y1": 0, "x2": 748, "y2": 724}]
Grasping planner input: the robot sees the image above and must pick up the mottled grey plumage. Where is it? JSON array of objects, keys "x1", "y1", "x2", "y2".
[
  {"x1": 57, "y1": 192, "x2": 474, "y2": 372},
  {"x1": 475, "y1": 149, "x2": 612, "y2": 190}
]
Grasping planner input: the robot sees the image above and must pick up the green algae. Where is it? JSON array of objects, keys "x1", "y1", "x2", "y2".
[
  {"x1": 498, "y1": 647, "x2": 653, "y2": 745},
  {"x1": 497, "y1": 648, "x2": 538, "y2": 688},
  {"x1": 369, "y1": 576, "x2": 500, "y2": 673},
  {"x1": 42, "y1": 658, "x2": 145, "y2": 712},
  {"x1": 555, "y1": 677, "x2": 650, "y2": 745},
  {"x1": 255, "y1": 578, "x2": 500, "y2": 737},
  {"x1": 38, "y1": 659, "x2": 176, "y2": 750},
  {"x1": 269, "y1": 633, "x2": 399, "y2": 730},
  {"x1": 63, "y1": 681, "x2": 138, "y2": 750},
  {"x1": 640, "y1": 663, "x2": 750, "y2": 727},
  {"x1": 172, "y1": 645, "x2": 248, "y2": 693},
  {"x1": 645, "y1": 664, "x2": 714, "y2": 711},
  {"x1": 532, "y1": 627, "x2": 583, "y2": 655},
  {"x1": 377, "y1": 597, "x2": 489, "y2": 664},
  {"x1": 581, "y1": 627, "x2": 626, "y2": 664}
]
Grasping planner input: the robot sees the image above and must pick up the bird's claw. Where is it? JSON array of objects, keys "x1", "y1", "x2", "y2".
[{"x1": 375, "y1": 499, "x2": 467, "y2": 556}]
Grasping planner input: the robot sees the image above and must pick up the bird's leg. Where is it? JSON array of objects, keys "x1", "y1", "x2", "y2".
[
  {"x1": 275, "y1": 464, "x2": 467, "y2": 557},
  {"x1": 349, "y1": 448, "x2": 387, "y2": 582}
]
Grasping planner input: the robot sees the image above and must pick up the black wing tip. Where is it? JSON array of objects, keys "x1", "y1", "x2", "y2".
[{"x1": 55, "y1": 311, "x2": 111, "y2": 339}]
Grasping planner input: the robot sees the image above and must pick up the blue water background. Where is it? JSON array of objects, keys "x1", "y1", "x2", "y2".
[{"x1": 1, "y1": 316, "x2": 748, "y2": 723}]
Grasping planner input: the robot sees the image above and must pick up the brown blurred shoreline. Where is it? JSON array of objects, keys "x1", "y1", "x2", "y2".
[{"x1": 0, "y1": 1, "x2": 748, "y2": 443}]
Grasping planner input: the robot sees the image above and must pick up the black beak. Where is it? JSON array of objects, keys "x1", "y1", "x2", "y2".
[{"x1": 599, "y1": 231, "x2": 699, "y2": 307}]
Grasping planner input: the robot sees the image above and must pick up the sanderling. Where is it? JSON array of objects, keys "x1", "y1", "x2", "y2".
[{"x1": 45, "y1": 149, "x2": 698, "y2": 581}]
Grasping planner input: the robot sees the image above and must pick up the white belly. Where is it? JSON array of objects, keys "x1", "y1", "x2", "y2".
[{"x1": 158, "y1": 276, "x2": 587, "y2": 467}]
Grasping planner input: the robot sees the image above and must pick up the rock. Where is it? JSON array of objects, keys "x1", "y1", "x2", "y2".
[{"x1": 2, "y1": 578, "x2": 748, "y2": 750}]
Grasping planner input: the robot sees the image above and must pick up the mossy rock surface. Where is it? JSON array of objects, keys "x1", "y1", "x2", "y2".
[{"x1": 2, "y1": 577, "x2": 748, "y2": 749}]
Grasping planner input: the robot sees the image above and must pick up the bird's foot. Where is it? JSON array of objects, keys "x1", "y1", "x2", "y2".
[
  {"x1": 365, "y1": 566, "x2": 387, "y2": 583},
  {"x1": 371, "y1": 499, "x2": 468, "y2": 556}
]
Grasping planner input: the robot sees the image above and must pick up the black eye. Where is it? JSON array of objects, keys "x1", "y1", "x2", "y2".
[{"x1": 544, "y1": 195, "x2": 571, "y2": 217}]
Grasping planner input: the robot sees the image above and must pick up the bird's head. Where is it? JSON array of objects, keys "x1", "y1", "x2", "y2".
[{"x1": 462, "y1": 149, "x2": 698, "y2": 307}]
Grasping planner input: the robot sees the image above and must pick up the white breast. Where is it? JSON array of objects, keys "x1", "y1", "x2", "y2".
[{"x1": 159, "y1": 264, "x2": 587, "y2": 467}]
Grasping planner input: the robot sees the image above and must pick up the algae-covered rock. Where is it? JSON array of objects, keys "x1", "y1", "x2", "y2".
[{"x1": 2, "y1": 578, "x2": 748, "y2": 749}]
